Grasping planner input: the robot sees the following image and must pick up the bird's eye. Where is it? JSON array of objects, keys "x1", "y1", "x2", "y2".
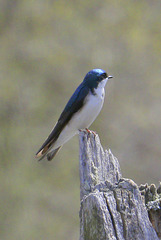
[{"x1": 100, "y1": 73, "x2": 107, "y2": 80}]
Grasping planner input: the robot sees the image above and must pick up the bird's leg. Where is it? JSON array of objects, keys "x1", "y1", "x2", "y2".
[
  {"x1": 79, "y1": 129, "x2": 84, "y2": 132},
  {"x1": 79, "y1": 129, "x2": 86, "y2": 134},
  {"x1": 79, "y1": 128, "x2": 97, "y2": 136},
  {"x1": 85, "y1": 128, "x2": 91, "y2": 133},
  {"x1": 85, "y1": 128, "x2": 97, "y2": 136}
]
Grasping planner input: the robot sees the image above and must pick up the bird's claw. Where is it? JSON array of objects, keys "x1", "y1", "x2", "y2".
[
  {"x1": 85, "y1": 128, "x2": 97, "y2": 136},
  {"x1": 78, "y1": 128, "x2": 97, "y2": 136}
]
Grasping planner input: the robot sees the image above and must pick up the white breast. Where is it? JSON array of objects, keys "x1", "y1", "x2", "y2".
[
  {"x1": 72, "y1": 88, "x2": 105, "y2": 129},
  {"x1": 53, "y1": 79, "x2": 107, "y2": 149}
]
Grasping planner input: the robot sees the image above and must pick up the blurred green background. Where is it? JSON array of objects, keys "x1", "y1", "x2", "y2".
[{"x1": 0, "y1": 0, "x2": 160, "y2": 239}]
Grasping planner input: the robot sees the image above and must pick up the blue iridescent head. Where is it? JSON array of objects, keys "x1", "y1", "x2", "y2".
[{"x1": 83, "y1": 69, "x2": 112, "y2": 89}]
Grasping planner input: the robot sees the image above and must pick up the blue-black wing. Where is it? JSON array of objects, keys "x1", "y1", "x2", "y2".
[{"x1": 36, "y1": 82, "x2": 89, "y2": 157}]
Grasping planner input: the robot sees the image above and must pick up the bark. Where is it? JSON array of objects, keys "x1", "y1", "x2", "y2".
[{"x1": 79, "y1": 131, "x2": 160, "y2": 240}]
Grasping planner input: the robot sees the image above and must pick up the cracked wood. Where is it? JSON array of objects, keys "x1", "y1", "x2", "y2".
[{"x1": 79, "y1": 131, "x2": 159, "y2": 240}]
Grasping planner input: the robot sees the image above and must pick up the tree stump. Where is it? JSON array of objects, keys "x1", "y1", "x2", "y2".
[{"x1": 79, "y1": 131, "x2": 160, "y2": 240}]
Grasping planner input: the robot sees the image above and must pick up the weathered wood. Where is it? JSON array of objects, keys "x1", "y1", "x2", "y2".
[
  {"x1": 79, "y1": 131, "x2": 159, "y2": 240},
  {"x1": 139, "y1": 183, "x2": 161, "y2": 238}
]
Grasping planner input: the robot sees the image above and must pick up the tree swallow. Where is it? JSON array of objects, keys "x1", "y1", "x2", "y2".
[{"x1": 35, "y1": 69, "x2": 113, "y2": 161}]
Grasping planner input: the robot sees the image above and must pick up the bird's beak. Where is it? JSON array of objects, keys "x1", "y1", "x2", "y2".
[{"x1": 108, "y1": 76, "x2": 113, "y2": 79}]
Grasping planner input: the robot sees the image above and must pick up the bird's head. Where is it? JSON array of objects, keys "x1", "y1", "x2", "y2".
[{"x1": 83, "y1": 69, "x2": 113, "y2": 89}]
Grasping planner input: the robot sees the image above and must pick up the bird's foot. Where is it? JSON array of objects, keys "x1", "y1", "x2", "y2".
[
  {"x1": 79, "y1": 129, "x2": 85, "y2": 133},
  {"x1": 85, "y1": 128, "x2": 97, "y2": 136},
  {"x1": 79, "y1": 129, "x2": 97, "y2": 136}
]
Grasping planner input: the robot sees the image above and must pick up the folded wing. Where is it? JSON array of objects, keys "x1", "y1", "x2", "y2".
[{"x1": 35, "y1": 82, "x2": 89, "y2": 159}]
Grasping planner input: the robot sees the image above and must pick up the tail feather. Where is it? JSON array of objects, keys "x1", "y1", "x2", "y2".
[
  {"x1": 47, "y1": 146, "x2": 62, "y2": 161},
  {"x1": 36, "y1": 146, "x2": 62, "y2": 161}
]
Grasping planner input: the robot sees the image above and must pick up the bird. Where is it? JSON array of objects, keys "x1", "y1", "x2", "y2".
[{"x1": 35, "y1": 69, "x2": 113, "y2": 161}]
